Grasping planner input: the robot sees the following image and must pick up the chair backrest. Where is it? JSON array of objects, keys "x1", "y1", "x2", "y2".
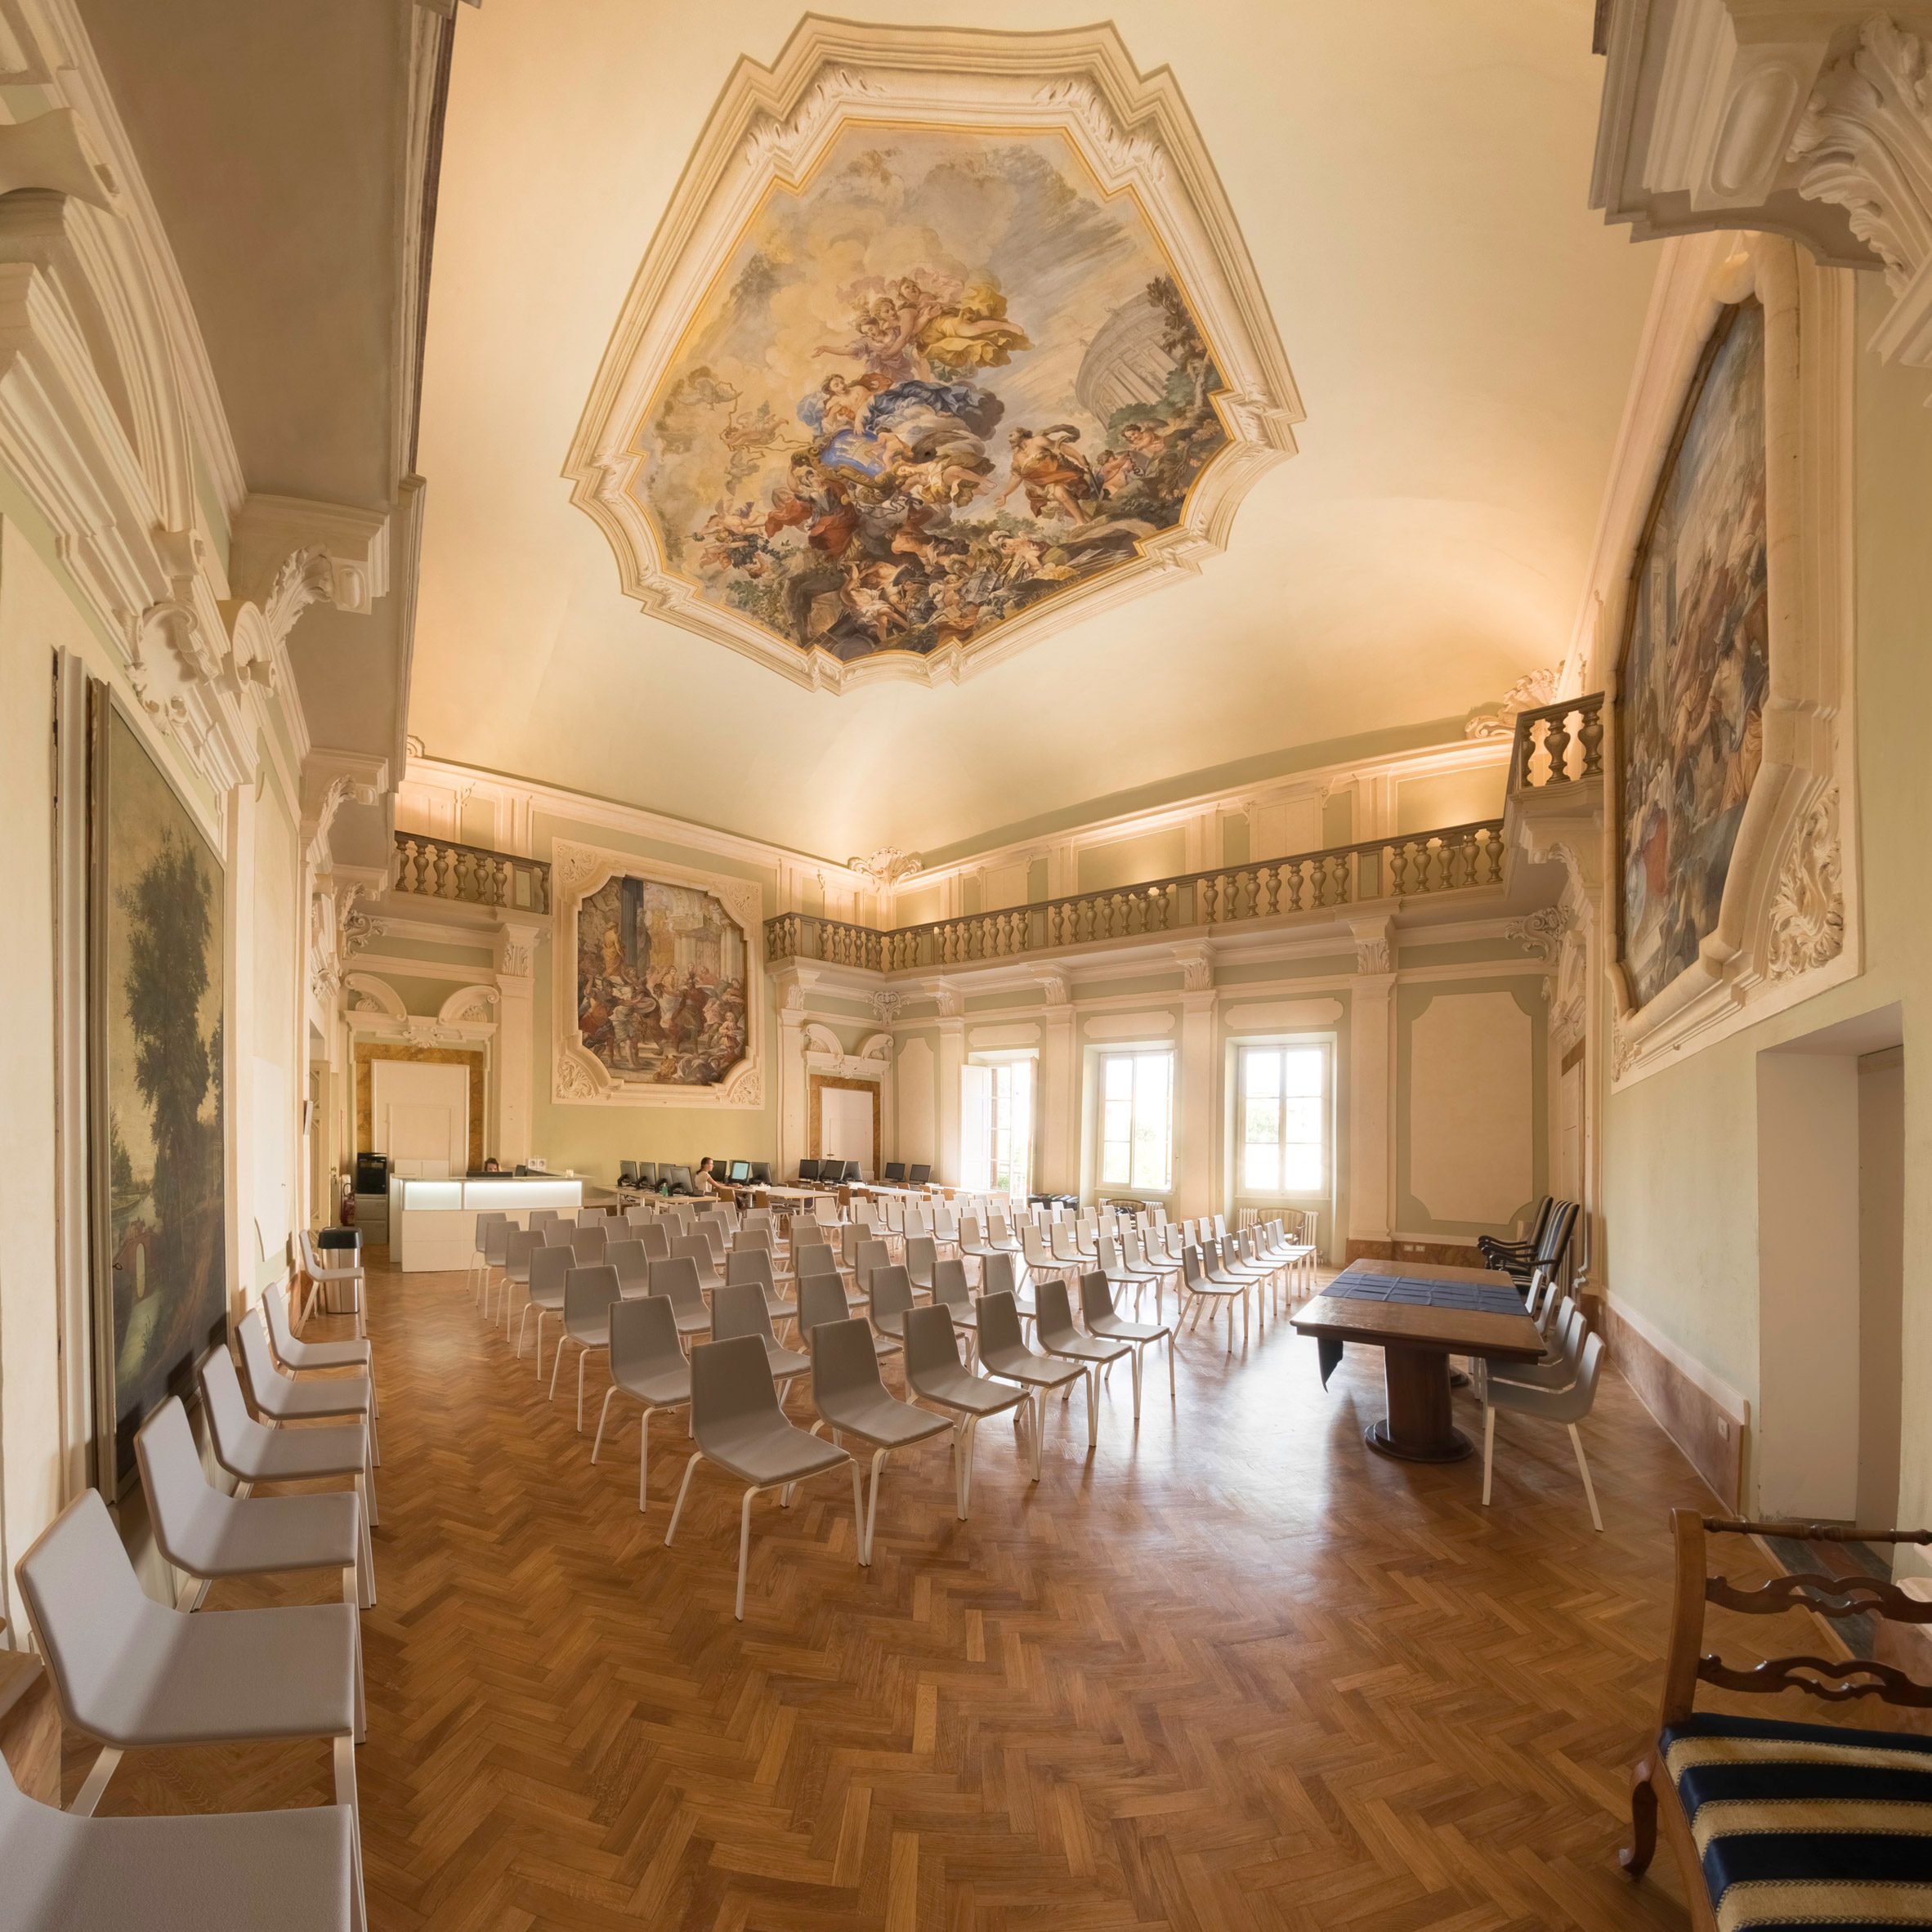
[
  {"x1": 930, "y1": 1255, "x2": 972, "y2": 1312},
  {"x1": 959, "y1": 1215, "x2": 985, "y2": 1249},
  {"x1": 688, "y1": 1335, "x2": 784, "y2": 1447},
  {"x1": 982, "y1": 1250, "x2": 1019, "y2": 1299},
  {"x1": 606, "y1": 1237, "x2": 649, "y2": 1294},
  {"x1": 570, "y1": 1223, "x2": 608, "y2": 1262},
  {"x1": 855, "y1": 1237, "x2": 892, "y2": 1289},
  {"x1": 796, "y1": 1241, "x2": 839, "y2": 1281},
  {"x1": 1097, "y1": 1235, "x2": 1122, "y2": 1272},
  {"x1": 235, "y1": 1305, "x2": 284, "y2": 1395},
  {"x1": 725, "y1": 1248, "x2": 777, "y2": 1295},
  {"x1": 637, "y1": 1220, "x2": 672, "y2": 1262},
  {"x1": 199, "y1": 1347, "x2": 269, "y2": 1471},
  {"x1": 484, "y1": 1215, "x2": 512, "y2": 1264},
  {"x1": 904, "y1": 1235, "x2": 937, "y2": 1286},
  {"x1": 504, "y1": 1227, "x2": 538, "y2": 1272},
  {"x1": 975, "y1": 1288, "x2": 1024, "y2": 1357},
  {"x1": 543, "y1": 1223, "x2": 575, "y2": 1246},
  {"x1": 576, "y1": 1208, "x2": 603, "y2": 1229},
  {"x1": 1022, "y1": 1224, "x2": 1053, "y2": 1263},
  {"x1": 1078, "y1": 1270, "x2": 1116, "y2": 1328},
  {"x1": 697, "y1": 1217, "x2": 728, "y2": 1255},
  {"x1": 13, "y1": 1489, "x2": 157, "y2": 1736},
  {"x1": 1035, "y1": 1277, "x2": 1079, "y2": 1348},
  {"x1": 565, "y1": 1263, "x2": 623, "y2": 1326},
  {"x1": 529, "y1": 1209, "x2": 559, "y2": 1232},
  {"x1": 810, "y1": 1315, "x2": 890, "y2": 1411},
  {"x1": 735, "y1": 1225, "x2": 773, "y2": 1253},
  {"x1": 134, "y1": 1396, "x2": 221, "y2": 1571},
  {"x1": 262, "y1": 1278, "x2": 303, "y2": 1360},
  {"x1": 1182, "y1": 1243, "x2": 1204, "y2": 1286},
  {"x1": 1523, "y1": 1194, "x2": 1555, "y2": 1249},
  {"x1": 1539, "y1": 1198, "x2": 1580, "y2": 1270},
  {"x1": 711, "y1": 1280, "x2": 777, "y2": 1346},
  {"x1": 794, "y1": 1268, "x2": 852, "y2": 1344},
  {"x1": 902, "y1": 1302, "x2": 964, "y2": 1384},
  {"x1": 531, "y1": 1242, "x2": 572, "y2": 1298},
  {"x1": 869, "y1": 1263, "x2": 915, "y2": 1326},
  {"x1": 673, "y1": 1235, "x2": 718, "y2": 1277},
  {"x1": 608, "y1": 1293, "x2": 687, "y2": 1388},
  {"x1": 648, "y1": 1255, "x2": 709, "y2": 1317}
]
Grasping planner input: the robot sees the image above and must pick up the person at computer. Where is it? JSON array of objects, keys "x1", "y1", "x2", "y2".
[{"x1": 693, "y1": 1156, "x2": 724, "y2": 1196}]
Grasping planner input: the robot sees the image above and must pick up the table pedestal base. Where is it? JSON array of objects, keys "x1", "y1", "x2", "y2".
[{"x1": 1366, "y1": 1344, "x2": 1474, "y2": 1461}]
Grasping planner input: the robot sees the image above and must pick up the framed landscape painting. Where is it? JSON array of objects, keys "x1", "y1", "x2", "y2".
[
  {"x1": 1617, "y1": 297, "x2": 1769, "y2": 1013},
  {"x1": 91, "y1": 695, "x2": 227, "y2": 1495}
]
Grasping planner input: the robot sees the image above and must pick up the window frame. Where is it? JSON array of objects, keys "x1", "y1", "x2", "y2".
[
  {"x1": 1093, "y1": 1045, "x2": 1176, "y2": 1196},
  {"x1": 1231, "y1": 1035, "x2": 1335, "y2": 1203}
]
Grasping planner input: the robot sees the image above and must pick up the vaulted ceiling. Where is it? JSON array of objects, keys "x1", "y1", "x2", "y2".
[{"x1": 406, "y1": 0, "x2": 1658, "y2": 860}]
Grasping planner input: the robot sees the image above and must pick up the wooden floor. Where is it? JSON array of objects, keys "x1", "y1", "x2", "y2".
[{"x1": 80, "y1": 1256, "x2": 1840, "y2": 1930}]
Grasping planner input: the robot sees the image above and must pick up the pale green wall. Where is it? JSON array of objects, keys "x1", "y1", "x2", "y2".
[
  {"x1": 1078, "y1": 827, "x2": 1188, "y2": 892},
  {"x1": 1395, "y1": 765, "x2": 1507, "y2": 834},
  {"x1": 1600, "y1": 277, "x2": 1932, "y2": 1532}
]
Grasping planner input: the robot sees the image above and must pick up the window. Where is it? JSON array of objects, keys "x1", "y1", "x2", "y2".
[
  {"x1": 962, "y1": 1057, "x2": 1034, "y2": 1199},
  {"x1": 1097, "y1": 1049, "x2": 1174, "y2": 1192},
  {"x1": 1238, "y1": 1042, "x2": 1329, "y2": 1194}
]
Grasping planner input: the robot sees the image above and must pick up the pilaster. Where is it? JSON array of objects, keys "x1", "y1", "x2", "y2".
[{"x1": 1345, "y1": 916, "x2": 1396, "y2": 1252}]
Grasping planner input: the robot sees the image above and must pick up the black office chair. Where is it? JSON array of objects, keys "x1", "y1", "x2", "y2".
[
  {"x1": 906, "y1": 1164, "x2": 931, "y2": 1186},
  {"x1": 798, "y1": 1158, "x2": 822, "y2": 1183},
  {"x1": 883, "y1": 1161, "x2": 906, "y2": 1183}
]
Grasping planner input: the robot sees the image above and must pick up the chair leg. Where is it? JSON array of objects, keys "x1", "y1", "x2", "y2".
[
  {"x1": 736, "y1": 1485, "x2": 757, "y2": 1621},
  {"x1": 548, "y1": 1337, "x2": 567, "y2": 1401},
  {"x1": 577, "y1": 1348, "x2": 591, "y2": 1432},
  {"x1": 515, "y1": 1303, "x2": 532, "y2": 1357},
  {"x1": 333, "y1": 1733, "x2": 368, "y2": 1932},
  {"x1": 592, "y1": 1387, "x2": 617, "y2": 1462},
  {"x1": 1482, "y1": 1404, "x2": 1496, "y2": 1505},
  {"x1": 1166, "y1": 1330, "x2": 1176, "y2": 1398},
  {"x1": 345, "y1": 1566, "x2": 366, "y2": 1743},
  {"x1": 639, "y1": 1410, "x2": 652, "y2": 1512},
  {"x1": 1129, "y1": 1345, "x2": 1143, "y2": 1420},
  {"x1": 1620, "y1": 1756, "x2": 1659, "y2": 1875},
  {"x1": 665, "y1": 1452, "x2": 702, "y2": 1545},
  {"x1": 534, "y1": 1313, "x2": 550, "y2": 1379},
  {"x1": 856, "y1": 1456, "x2": 875, "y2": 1566},
  {"x1": 957, "y1": 1416, "x2": 978, "y2": 1518},
  {"x1": 68, "y1": 1745, "x2": 122, "y2": 1816},
  {"x1": 1028, "y1": 1393, "x2": 1043, "y2": 1481},
  {"x1": 1569, "y1": 1422, "x2": 1604, "y2": 1532},
  {"x1": 1085, "y1": 1368, "x2": 1098, "y2": 1449}
]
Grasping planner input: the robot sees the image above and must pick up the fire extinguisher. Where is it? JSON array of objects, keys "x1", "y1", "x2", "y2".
[{"x1": 340, "y1": 1178, "x2": 356, "y2": 1225}]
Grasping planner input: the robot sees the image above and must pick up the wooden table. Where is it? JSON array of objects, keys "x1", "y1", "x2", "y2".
[{"x1": 1290, "y1": 1259, "x2": 1545, "y2": 1462}]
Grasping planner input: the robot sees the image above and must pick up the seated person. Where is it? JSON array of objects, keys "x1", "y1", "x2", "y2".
[
  {"x1": 482, "y1": 1156, "x2": 501, "y2": 1174},
  {"x1": 693, "y1": 1156, "x2": 725, "y2": 1196}
]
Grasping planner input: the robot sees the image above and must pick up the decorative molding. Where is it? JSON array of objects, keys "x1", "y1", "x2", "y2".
[
  {"x1": 967, "y1": 1022, "x2": 1042, "y2": 1050},
  {"x1": 1765, "y1": 785, "x2": 1845, "y2": 980},
  {"x1": 1171, "y1": 943, "x2": 1214, "y2": 991},
  {"x1": 300, "y1": 748, "x2": 389, "y2": 872},
  {"x1": 230, "y1": 494, "x2": 391, "y2": 617},
  {"x1": 1353, "y1": 934, "x2": 1392, "y2": 975},
  {"x1": 870, "y1": 988, "x2": 905, "y2": 1025},
  {"x1": 563, "y1": 15, "x2": 1303, "y2": 694},
  {"x1": 548, "y1": 837, "x2": 765, "y2": 1110},
  {"x1": 1465, "y1": 667, "x2": 1563, "y2": 740},
  {"x1": 1080, "y1": 1010, "x2": 1176, "y2": 1041},
  {"x1": 1221, "y1": 997, "x2": 1344, "y2": 1033},
  {"x1": 1507, "y1": 903, "x2": 1573, "y2": 967},
  {"x1": 438, "y1": 982, "x2": 501, "y2": 1025},
  {"x1": 847, "y1": 848, "x2": 924, "y2": 890},
  {"x1": 342, "y1": 972, "x2": 405, "y2": 1019}
]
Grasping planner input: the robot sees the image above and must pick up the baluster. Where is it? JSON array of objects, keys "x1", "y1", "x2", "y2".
[
  {"x1": 1578, "y1": 698, "x2": 1604, "y2": 778},
  {"x1": 1544, "y1": 710, "x2": 1572, "y2": 784}
]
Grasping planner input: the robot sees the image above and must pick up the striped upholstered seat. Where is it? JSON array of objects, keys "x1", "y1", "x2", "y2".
[{"x1": 1662, "y1": 1712, "x2": 1932, "y2": 1930}]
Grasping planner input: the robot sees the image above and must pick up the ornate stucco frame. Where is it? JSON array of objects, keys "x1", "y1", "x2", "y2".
[
  {"x1": 550, "y1": 838, "x2": 765, "y2": 1110},
  {"x1": 564, "y1": 15, "x2": 1303, "y2": 694},
  {"x1": 1608, "y1": 235, "x2": 1860, "y2": 1086}
]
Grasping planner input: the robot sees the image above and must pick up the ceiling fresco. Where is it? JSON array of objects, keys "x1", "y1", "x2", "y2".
[{"x1": 567, "y1": 19, "x2": 1304, "y2": 692}]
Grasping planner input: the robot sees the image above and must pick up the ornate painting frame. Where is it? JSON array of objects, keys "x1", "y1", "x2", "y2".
[
  {"x1": 565, "y1": 16, "x2": 1302, "y2": 693},
  {"x1": 1608, "y1": 235, "x2": 1858, "y2": 1085},
  {"x1": 551, "y1": 839, "x2": 765, "y2": 1109}
]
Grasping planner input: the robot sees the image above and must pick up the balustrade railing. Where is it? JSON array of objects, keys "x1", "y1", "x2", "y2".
[
  {"x1": 1511, "y1": 691, "x2": 1604, "y2": 791},
  {"x1": 764, "y1": 819, "x2": 1508, "y2": 969},
  {"x1": 392, "y1": 834, "x2": 551, "y2": 913}
]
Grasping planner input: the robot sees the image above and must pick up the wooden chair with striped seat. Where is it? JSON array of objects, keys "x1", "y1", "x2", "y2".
[{"x1": 1623, "y1": 1511, "x2": 1932, "y2": 1930}]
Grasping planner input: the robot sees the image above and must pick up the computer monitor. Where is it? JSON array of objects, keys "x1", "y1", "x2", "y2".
[
  {"x1": 835, "y1": 1160, "x2": 859, "y2": 1183},
  {"x1": 747, "y1": 1161, "x2": 771, "y2": 1185},
  {"x1": 907, "y1": 1163, "x2": 932, "y2": 1185},
  {"x1": 727, "y1": 1159, "x2": 751, "y2": 1183},
  {"x1": 798, "y1": 1157, "x2": 822, "y2": 1182},
  {"x1": 883, "y1": 1161, "x2": 906, "y2": 1183},
  {"x1": 619, "y1": 1161, "x2": 638, "y2": 1183},
  {"x1": 636, "y1": 1161, "x2": 658, "y2": 1187}
]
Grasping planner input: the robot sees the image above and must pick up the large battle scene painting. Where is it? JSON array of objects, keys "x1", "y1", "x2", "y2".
[
  {"x1": 577, "y1": 874, "x2": 749, "y2": 1086},
  {"x1": 635, "y1": 124, "x2": 1229, "y2": 663},
  {"x1": 97, "y1": 705, "x2": 227, "y2": 1482},
  {"x1": 1620, "y1": 299, "x2": 1769, "y2": 1011}
]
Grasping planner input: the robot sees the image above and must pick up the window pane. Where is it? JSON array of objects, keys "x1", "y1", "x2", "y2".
[
  {"x1": 1131, "y1": 1060, "x2": 1172, "y2": 1190},
  {"x1": 1281, "y1": 1142, "x2": 1324, "y2": 1192},
  {"x1": 1103, "y1": 1098, "x2": 1132, "y2": 1146},
  {"x1": 1281, "y1": 1097, "x2": 1322, "y2": 1145},
  {"x1": 1243, "y1": 1143, "x2": 1279, "y2": 1192},
  {"x1": 1244, "y1": 1048, "x2": 1280, "y2": 1096},
  {"x1": 1281, "y1": 1048, "x2": 1324, "y2": 1097},
  {"x1": 1243, "y1": 1098, "x2": 1280, "y2": 1147},
  {"x1": 1103, "y1": 1055, "x2": 1134, "y2": 1100},
  {"x1": 1101, "y1": 1140, "x2": 1129, "y2": 1185}
]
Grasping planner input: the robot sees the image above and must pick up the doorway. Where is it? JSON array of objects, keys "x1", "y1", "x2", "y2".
[{"x1": 961, "y1": 1056, "x2": 1034, "y2": 1200}]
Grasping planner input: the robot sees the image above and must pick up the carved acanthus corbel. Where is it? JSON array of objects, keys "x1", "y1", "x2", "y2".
[{"x1": 1766, "y1": 786, "x2": 1846, "y2": 980}]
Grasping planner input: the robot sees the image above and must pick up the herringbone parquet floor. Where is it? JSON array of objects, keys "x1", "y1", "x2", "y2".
[{"x1": 78, "y1": 1256, "x2": 1849, "y2": 1930}]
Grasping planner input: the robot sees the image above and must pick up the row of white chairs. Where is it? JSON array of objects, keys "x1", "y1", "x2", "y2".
[
  {"x1": 9, "y1": 1267, "x2": 383, "y2": 1932},
  {"x1": 472, "y1": 1206, "x2": 1188, "y2": 1618}
]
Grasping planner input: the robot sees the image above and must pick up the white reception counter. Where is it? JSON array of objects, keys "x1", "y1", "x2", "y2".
[{"x1": 387, "y1": 1175, "x2": 584, "y2": 1272}]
